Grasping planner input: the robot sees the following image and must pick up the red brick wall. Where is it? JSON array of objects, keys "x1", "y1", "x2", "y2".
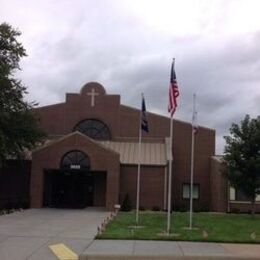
[
  {"x1": 229, "y1": 202, "x2": 260, "y2": 213},
  {"x1": 210, "y1": 157, "x2": 228, "y2": 212},
  {"x1": 170, "y1": 124, "x2": 215, "y2": 210},
  {"x1": 120, "y1": 165, "x2": 166, "y2": 210},
  {"x1": 93, "y1": 172, "x2": 106, "y2": 207},
  {"x1": 34, "y1": 83, "x2": 121, "y2": 138},
  {"x1": 32, "y1": 82, "x2": 216, "y2": 211},
  {"x1": 0, "y1": 160, "x2": 31, "y2": 208},
  {"x1": 31, "y1": 132, "x2": 120, "y2": 210}
]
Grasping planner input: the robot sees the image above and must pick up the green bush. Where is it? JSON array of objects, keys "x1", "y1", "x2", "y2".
[
  {"x1": 174, "y1": 204, "x2": 188, "y2": 212},
  {"x1": 152, "y1": 206, "x2": 161, "y2": 211},
  {"x1": 198, "y1": 205, "x2": 210, "y2": 212},
  {"x1": 121, "y1": 193, "x2": 132, "y2": 211},
  {"x1": 139, "y1": 206, "x2": 146, "y2": 211},
  {"x1": 231, "y1": 208, "x2": 240, "y2": 214}
]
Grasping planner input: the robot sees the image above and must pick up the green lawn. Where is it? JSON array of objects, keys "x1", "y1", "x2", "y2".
[{"x1": 97, "y1": 211, "x2": 260, "y2": 243}]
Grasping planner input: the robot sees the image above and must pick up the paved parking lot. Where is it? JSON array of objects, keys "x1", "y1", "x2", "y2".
[{"x1": 0, "y1": 208, "x2": 110, "y2": 260}]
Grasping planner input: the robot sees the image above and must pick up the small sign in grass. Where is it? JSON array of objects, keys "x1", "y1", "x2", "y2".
[{"x1": 96, "y1": 211, "x2": 260, "y2": 243}]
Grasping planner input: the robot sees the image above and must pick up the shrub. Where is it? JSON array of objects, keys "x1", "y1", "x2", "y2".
[
  {"x1": 174, "y1": 204, "x2": 188, "y2": 212},
  {"x1": 194, "y1": 205, "x2": 210, "y2": 212},
  {"x1": 194, "y1": 207, "x2": 200, "y2": 213},
  {"x1": 152, "y1": 206, "x2": 161, "y2": 211},
  {"x1": 231, "y1": 208, "x2": 240, "y2": 214},
  {"x1": 121, "y1": 193, "x2": 132, "y2": 211},
  {"x1": 198, "y1": 205, "x2": 210, "y2": 212},
  {"x1": 139, "y1": 206, "x2": 146, "y2": 211}
]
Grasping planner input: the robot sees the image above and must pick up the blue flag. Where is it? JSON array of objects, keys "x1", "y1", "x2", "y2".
[{"x1": 141, "y1": 95, "x2": 149, "y2": 132}]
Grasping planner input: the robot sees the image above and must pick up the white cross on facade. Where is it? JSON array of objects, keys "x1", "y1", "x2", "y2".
[{"x1": 87, "y1": 88, "x2": 99, "y2": 107}]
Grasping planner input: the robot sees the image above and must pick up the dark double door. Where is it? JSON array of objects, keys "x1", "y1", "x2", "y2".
[{"x1": 43, "y1": 170, "x2": 94, "y2": 208}]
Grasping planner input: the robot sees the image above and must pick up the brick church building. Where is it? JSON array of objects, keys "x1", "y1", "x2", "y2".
[
  {"x1": 30, "y1": 81, "x2": 217, "y2": 211},
  {"x1": 1, "y1": 82, "x2": 259, "y2": 212}
]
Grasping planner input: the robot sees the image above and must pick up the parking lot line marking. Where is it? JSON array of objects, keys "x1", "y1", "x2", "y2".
[{"x1": 49, "y1": 243, "x2": 78, "y2": 260}]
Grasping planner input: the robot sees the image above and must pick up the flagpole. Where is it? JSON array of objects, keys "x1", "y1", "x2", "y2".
[
  {"x1": 136, "y1": 94, "x2": 143, "y2": 225},
  {"x1": 164, "y1": 166, "x2": 167, "y2": 210},
  {"x1": 166, "y1": 57, "x2": 178, "y2": 235},
  {"x1": 189, "y1": 93, "x2": 196, "y2": 229},
  {"x1": 167, "y1": 115, "x2": 173, "y2": 234}
]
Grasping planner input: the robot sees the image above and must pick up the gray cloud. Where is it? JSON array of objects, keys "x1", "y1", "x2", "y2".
[{"x1": 2, "y1": 0, "x2": 260, "y2": 154}]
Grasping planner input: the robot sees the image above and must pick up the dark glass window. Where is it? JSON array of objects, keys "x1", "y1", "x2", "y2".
[
  {"x1": 60, "y1": 150, "x2": 90, "y2": 170},
  {"x1": 230, "y1": 187, "x2": 260, "y2": 202},
  {"x1": 73, "y1": 119, "x2": 111, "y2": 140},
  {"x1": 182, "y1": 183, "x2": 199, "y2": 199},
  {"x1": 235, "y1": 189, "x2": 251, "y2": 201}
]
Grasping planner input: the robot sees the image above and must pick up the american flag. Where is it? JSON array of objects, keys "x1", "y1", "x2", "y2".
[{"x1": 168, "y1": 59, "x2": 179, "y2": 117}]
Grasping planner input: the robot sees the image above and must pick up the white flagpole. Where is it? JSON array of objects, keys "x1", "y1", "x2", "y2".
[
  {"x1": 167, "y1": 116, "x2": 173, "y2": 234},
  {"x1": 166, "y1": 57, "x2": 179, "y2": 234},
  {"x1": 189, "y1": 93, "x2": 196, "y2": 229},
  {"x1": 164, "y1": 167, "x2": 167, "y2": 210},
  {"x1": 136, "y1": 94, "x2": 143, "y2": 225}
]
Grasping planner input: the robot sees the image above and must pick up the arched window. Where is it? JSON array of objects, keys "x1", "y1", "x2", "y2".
[
  {"x1": 73, "y1": 119, "x2": 111, "y2": 140},
  {"x1": 60, "y1": 150, "x2": 90, "y2": 170}
]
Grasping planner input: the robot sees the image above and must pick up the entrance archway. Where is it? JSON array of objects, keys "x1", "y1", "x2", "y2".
[
  {"x1": 43, "y1": 150, "x2": 93, "y2": 208},
  {"x1": 60, "y1": 150, "x2": 90, "y2": 170}
]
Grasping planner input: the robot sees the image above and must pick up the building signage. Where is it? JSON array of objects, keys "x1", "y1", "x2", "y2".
[{"x1": 70, "y1": 165, "x2": 81, "y2": 169}]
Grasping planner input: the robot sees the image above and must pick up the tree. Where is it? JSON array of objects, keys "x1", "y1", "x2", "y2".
[
  {"x1": 223, "y1": 114, "x2": 260, "y2": 216},
  {"x1": 0, "y1": 22, "x2": 45, "y2": 165}
]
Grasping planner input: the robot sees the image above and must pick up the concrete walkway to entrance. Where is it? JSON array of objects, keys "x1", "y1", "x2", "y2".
[{"x1": 0, "y1": 208, "x2": 110, "y2": 260}]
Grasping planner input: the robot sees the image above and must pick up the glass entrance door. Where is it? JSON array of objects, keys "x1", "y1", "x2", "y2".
[{"x1": 43, "y1": 170, "x2": 94, "y2": 208}]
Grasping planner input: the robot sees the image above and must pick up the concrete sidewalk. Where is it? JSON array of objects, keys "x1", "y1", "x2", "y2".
[
  {"x1": 80, "y1": 240, "x2": 260, "y2": 259},
  {"x1": 0, "y1": 208, "x2": 110, "y2": 260}
]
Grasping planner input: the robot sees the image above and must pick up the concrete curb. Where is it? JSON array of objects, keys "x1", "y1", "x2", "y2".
[{"x1": 80, "y1": 255, "x2": 260, "y2": 260}]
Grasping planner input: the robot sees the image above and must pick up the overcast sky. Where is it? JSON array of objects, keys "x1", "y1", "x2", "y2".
[{"x1": 1, "y1": 0, "x2": 260, "y2": 154}]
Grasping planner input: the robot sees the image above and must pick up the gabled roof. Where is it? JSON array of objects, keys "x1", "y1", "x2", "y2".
[
  {"x1": 19, "y1": 132, "x2": 170, "y2": 166},
  {"x1": 32, "y1": 131, "x2": 118, "y2": 156},
  {"x1": 99, "y1": 140, "x2": 169, "y2": 166}
]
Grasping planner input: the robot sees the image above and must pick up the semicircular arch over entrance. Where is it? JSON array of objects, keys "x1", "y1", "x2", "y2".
[
  {"x1": 73, "y1": 119, "x2": 111, "y2": 140},
  {"x1": 60, "y1": 150, "x2": 90, "y2": 170}
]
